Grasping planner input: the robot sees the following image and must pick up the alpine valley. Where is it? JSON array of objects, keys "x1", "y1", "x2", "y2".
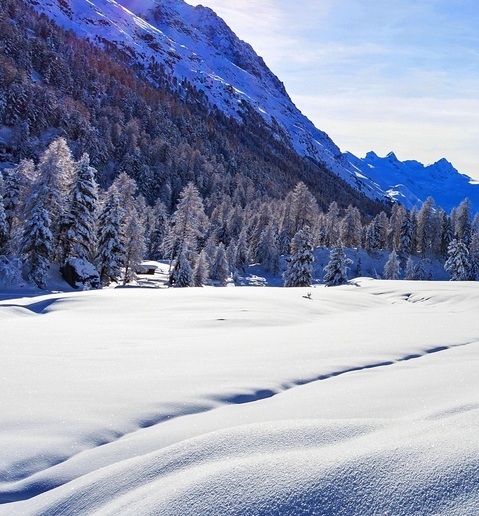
[{"x1": 8, "y1": 0, "x2": 479, "y2": 212}]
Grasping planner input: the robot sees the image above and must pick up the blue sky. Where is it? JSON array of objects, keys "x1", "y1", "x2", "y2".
[{"x1": 185, "y1": 0, "x2": 479, "y2": 179}]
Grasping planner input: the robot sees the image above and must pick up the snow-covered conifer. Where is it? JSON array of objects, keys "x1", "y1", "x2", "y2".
[
  {"x1": 210, "y1": 243, "x2": 229, "y2": 286},
  {"x1": 323, "y1": 240, "x2": 352, "y2": 286},
  {"x1": 405, "y1": 256, "x2": 415, "y2": 280},
  {"x1": 122, "y1": 213, "x2": 146, "y2": 285},
  {"x1": 413, "y1": 260, "x2": 426, "y2": 281},
  {"x1": 162, "y1": 182, "x2": 207, "y2": 269},
  {"x1": 383, "y1": 250, "x2": 401, "y2": 280},
  {"x1": 389, "y1": 204, "x2": 406, "y2": 250},
  {"x1": 397, "y1": 211, "x2": 413, "y2": 265},
  {"x1": 170, "y1": 250, "x2": 193, "y2": 287},
  {"x1": 0, "y1": 183, "x2": 8, "y2": 254},
  {"x1": 324, "y1": 201, "x2": 340, "y2": 247},
  {"x1": 0, "y1": 255, "x2": 22, "y2": 287},
  {"x1": 444, "y1": 239, "x2": 472, "y2": 281},
  {"x1": 2, "y1": 159, "x2": 36, "y2": 253},
  {"x1": 340, "y1": 205, "x2": 362, "y2": 248},
  {"x1": 283, "y1": 226, "x2": 314, "y2": 287},
  {"x1": 232, "y1": 228, "x2": 250, "y2": 273},
  {"x1": 455, "y1": 198, "x2": 472, "y2": 248},
  {"x1": 290, "y1": 182, "x2": 319, "y2": 235},
  {"x1": 416, "y1": 197, "x2": 441, "y2": 257},
  {"x1": 95, "y1": 187, "x2": 125, "y2": 286},
  {"x1": 61, "y1": 154, "x2": 98, "y2": 262},
  {"x1": 256, "y1": 225, "x2": 280, "y2": 275},
  {"x1": 20, "y1": 204, "x2": 53, "y2": 289},
  {"x1": 193, "y1": 249, "x2": 209, "y2": 287}
]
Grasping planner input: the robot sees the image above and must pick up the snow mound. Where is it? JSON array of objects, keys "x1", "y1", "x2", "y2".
[{"x1": 12, "y1": 416, "x2": 479, "y2": 515}]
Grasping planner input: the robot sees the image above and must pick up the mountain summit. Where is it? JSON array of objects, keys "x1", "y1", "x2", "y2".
[
  {"x1": 26, "y1": 0, "x2": 385, "y2": 200},
  {"x1": 25, "y1": 0, "x2": 479, "y2": 210}
]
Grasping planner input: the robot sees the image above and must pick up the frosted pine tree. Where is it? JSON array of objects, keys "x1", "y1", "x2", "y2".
[
  {"x1": 95, "y1": 188, "x2": 125, "y2": 286},
  {"x1": 2, "y1": 159, "x2": 36, "y2": 254},
  {"x1": 212, "y1": 243, "x2": 230, "y2": 286},
  {"x1": 383, "y1": 250, "x2": 401, "y2": 280},
  {"x1": 32, "y1": 138, "x2": 75, "y2": 259},
  {"x1": 163, "y1": 183, "x2": 207, "y2": 285},
  {"x1": 61, "y1": 154, "x2": 98, "y2": 262},
  {"x1": 20, "y1": 204, "x2": 53, "y2": 289},
  {"x1": 122, "y1": 213, "x2": 146, "y2": 285},
  {"x1": 283, "y1": 226, "x2": 314, "y2": 287},
  {"x1": 256, "y1": 225, "x2": 280, "y2": 275},
  {"x1": 192, "y1": 249, "x2": 209, "y2": 287},
  {"x1": 413, "y1": 260, "x2": 427, "y2": 280},
  {"x1": 233, "y1": 228, "x2": 250, "y2": 274},
  {"x1": 340, "y1": 204, "x2": 362, "y2": 248},
  {"x1": 398, "y1": 211, "x2": 413, "y2": 262},
  {"x1": 170, "y1": 250, "x2": 193, "y2": 287},
  {"x1": 0, "y1": 182, "x2": 8, "y2": 254},
  {"x1": 405, "y1": 256, "x2": 415, "y2": 280},
  {"x1": 444, "y1": 239, "x2": 472, "y2": 281},
  {"x1": 323, "y1": 240, "x2": 352, "y2": 286}
]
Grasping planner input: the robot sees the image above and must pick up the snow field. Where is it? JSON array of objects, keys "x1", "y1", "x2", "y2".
[{"x1": 1, "y1": 278, "x2": 479, "y2": 514}]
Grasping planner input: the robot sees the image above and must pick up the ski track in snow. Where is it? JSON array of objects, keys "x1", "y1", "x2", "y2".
[{"x1": 2, "y1": 337, "x2": 477, "y2": 503}]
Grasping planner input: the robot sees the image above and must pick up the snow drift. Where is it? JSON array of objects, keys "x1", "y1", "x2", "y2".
[{"x1": 1, "y1": 277, "x2": 479, "y2": 514}]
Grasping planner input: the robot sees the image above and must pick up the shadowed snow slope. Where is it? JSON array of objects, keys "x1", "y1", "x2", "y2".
[{"x1": 1, "y1": 279, "x2": 479, "y2": 514}]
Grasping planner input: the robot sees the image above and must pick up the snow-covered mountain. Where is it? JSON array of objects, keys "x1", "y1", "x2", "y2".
[
  {"x1": 25, "y1": 0, "x2": 479, "y2": 211},
  {"x1": 345, "y1": 151, "x2": 479, "y2": 213}
]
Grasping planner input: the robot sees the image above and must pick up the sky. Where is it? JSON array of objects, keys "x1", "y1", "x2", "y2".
[{"x1": 185, "y1": 0, "x2": 479, "y2": 179}]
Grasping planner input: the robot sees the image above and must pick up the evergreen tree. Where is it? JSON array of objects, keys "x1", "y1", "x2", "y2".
[
  {"x1": 60, "y1": 154, "x2": 98, "y2": 262},
  {"x1": 340, "y1": 204, "x2": 362, "y2": 248},
  {"x1": 290, "y1": 182, "x2": 319, "y2": 235},
  {"x1": 324, "y1": 201, "x2": 340, "y2": 247},
  {"x1": 232, "y1": 228, "x2": 250, "y2": 274},
  {"x1": 444, "y1": 239, "x2": 472, "y2": 281},
  {"x1": 192, "y1": 249, "x2": 209, "y2": 287},
  {"x1": 0, "y1": 255, "x2": 22, "y2": 287},
  {"x1": 398, "y1": 211, "x2": 413, "y2": 265},
  {"x1": 31, "y1": 138, "x2": 76, "y2": 257},
  {"x1": 122, "y1": 213, "x2": 146, "y2": 285},
  {"x1": 2, "y1": 159, "x2": 36, "y2": 254},
  {"x1": 455, "y1": 198, "x2": 472, "y2": 248},
  {"x1": 170, "y1": 250, "x2": 193, "y2": 287},
  {"x1": 95, "y1": 187, "x2": 125, "y2": 286},
  {"x1": 256, "y1": 225, "x2": 280, "y2": 275},
  {"x1": 413, "y1": 259, "x2": 427, "y2": 281},
  {"x1": 416, "y1": 197, "x2": 440, "y2": 257},
  {"x1": 283, "y1": 226, "x2": 314, "y2": 287},
  {"x1": 210, "y1": 243, "x2": 229, "y2": 286},
  {"x1": 0, "y1": 183, "x2": 8, "y2": 255},
  {"x1": 20, "y1": 204, "x2": 53, "y2": 289},
  {"x1": 389, "y1": 204, "x2": 406, "y2": 250},
  {"x1": 405, "y1": 256, "x2": 415, "y2": 280},
  {"x1": 383, "y1": 250, "x2": 401, "y2": 280},
  {"x1": 163, "y1": 182, "x2": 207, "y2": 275},
  {"x1": 323, "y1": 240, "x2": 352, "y2": 286}
]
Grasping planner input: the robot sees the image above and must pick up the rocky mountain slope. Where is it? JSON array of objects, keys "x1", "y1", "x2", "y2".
[{"x1": 23, "y1": 0, "x2": 479, "y2": 211}]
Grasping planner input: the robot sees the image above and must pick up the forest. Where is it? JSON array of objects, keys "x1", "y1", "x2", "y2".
[{"x1": 0, "y1": 0, "x2": 477, "y2": 289}]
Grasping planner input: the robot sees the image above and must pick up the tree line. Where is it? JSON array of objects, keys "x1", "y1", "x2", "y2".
[{"x1": 1, "y1": 138, "x2": 477, "y2": 289}]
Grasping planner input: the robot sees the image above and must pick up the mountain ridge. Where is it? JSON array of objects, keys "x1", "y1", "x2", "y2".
[
  {"x1": 25, "y1": 0, "x2": 388, "y2": 202},
  {"x1": 345, "y1": 151, "x2": 479, "y2": 213},
  {"x1": 16, "y1": 0, "x2": 479, "y2": 212}
]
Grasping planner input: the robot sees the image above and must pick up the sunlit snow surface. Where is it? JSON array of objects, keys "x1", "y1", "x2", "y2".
[{"x1": 1, "y1": 274, "x2": 479, "y2": 514}]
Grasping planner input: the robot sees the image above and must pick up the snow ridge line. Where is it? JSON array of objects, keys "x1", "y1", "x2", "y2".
[
  {"x1": 1, "y1": 339, "x2": 477, "y2": 503},
  {"x1": 220, "y1": 339, "x2": 479, "y2": 404}
]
